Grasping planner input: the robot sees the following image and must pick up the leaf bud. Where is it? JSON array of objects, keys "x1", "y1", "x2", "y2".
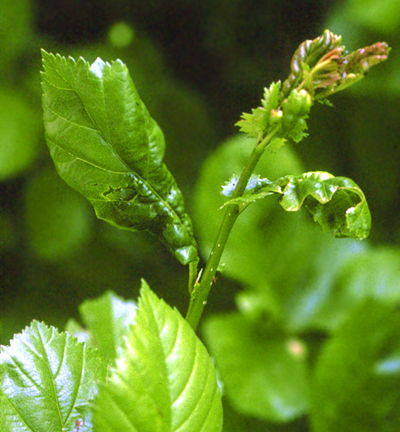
[{"x1": 282, "y1": 89, "x2": 313, "y2": 118}]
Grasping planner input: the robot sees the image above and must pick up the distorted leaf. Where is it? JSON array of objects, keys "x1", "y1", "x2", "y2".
[
  {"x1": 225, "y1": 171, "x2": 371, "y2": 240},
  {"x1": 278, "y1": 172, "x2": 370, "y2": 239},
  {"x1": 193, "y1": 134, "x2": 314, "y2": 312},
  {"x1": 41, "y1": 51, "x2": 198, "y2": 265}
]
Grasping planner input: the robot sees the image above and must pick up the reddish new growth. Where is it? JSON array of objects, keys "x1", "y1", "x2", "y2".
[
  {"x1": 311, "y1": 41, "x2": 389, "y2": 99},
  {"x1": 283, "y1": 30, "x2": 390, "y2": 100},
  {"x1": 343, "y1": 42, "x2": 390, "y2": 74}
]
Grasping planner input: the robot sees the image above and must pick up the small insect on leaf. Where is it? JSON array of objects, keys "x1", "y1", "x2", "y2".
[{"x1": 75, "y1": 419, "x2": 83, "y2": 432}]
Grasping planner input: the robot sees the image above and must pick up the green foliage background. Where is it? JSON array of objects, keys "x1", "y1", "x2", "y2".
[{"x1": 1, "y1": 0, "x2": 400, "y2": 430}]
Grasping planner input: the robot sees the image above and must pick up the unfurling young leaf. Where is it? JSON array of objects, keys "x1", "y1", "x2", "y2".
[
  {"x1": 236, "y1": 30, "x2": 389, "y2": 144},
  {"x1": 235, "y1": 82, "x2": 282, "y2": 138},
  {"x1": 41, "y1": 51, "x2": 198, "y2": 265},
  {"x1": 93, "y1": 281, "x2": 223, "y2": 432}
]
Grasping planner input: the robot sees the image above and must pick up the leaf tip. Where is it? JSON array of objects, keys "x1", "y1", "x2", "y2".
[
  {"x1": 89, "y1": 57, "x2": 107, "y2": 78},
  {"x1": 138, "y1": 279, "x2": 155, "y2": 308}
]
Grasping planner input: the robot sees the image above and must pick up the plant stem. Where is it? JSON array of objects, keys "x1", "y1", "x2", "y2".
[{"x1": 185, "y1": 129, "x2": 279, "y2": 330}]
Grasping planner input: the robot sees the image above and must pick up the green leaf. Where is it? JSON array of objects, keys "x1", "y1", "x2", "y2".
[
  {"x1": 221, "y1": 399, "x2": 309, "y2": 432},
  {"x1": 203, "y1": 313, "x2": 309, "y2": 422},
  {"x1": 278, "y1": 172, "x2": 370, "y2": 239},
  {"x1": 41, "y1": 50, "x2": 198, "y2": 265},
  {"x1": 288, "y1": 246, "x2": 400, "y2": 333},
  {"x1": 93, "y1": 281, "x2": 222, "y2": 432},
  {"x1": 227, "y1": 171, "x2": 371, "y2": 240},
  {"x1": 0, "y1": 321, "x2": 106, "y2": 432},
  {"x1": 280, "y1": 89, "x2": 312, "y2": 142},
  {"x1": 236, "y1": 82, "x2": 282, "y2": 138},
  {"x1": 281, "y1": 238, "x2": 369, "y2": 333},
  {"x1": 310, "y1": 300, "x2": 400, "y2": 432},
  {"x1": 79, "y1": 290, "x2": 137, "y2": 363}
]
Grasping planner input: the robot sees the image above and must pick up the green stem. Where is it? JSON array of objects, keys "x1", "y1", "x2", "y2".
[{"x1": 185, "y1": 128, "x2": 279, "y2": 330}]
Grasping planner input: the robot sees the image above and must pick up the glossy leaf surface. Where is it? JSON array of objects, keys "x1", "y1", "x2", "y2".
[
  {"x1": 41, "y1": 51, "x2": 198, "y2": 265},
  {"x1": 311, "y1": 300, "x2": 400, "y2": 431},
  {"x1": 93, "y1": 281, "x2": 222, "y2": 432},
  {"x1": 203, "y1": 313, "x2": 309, "y2": 422},
  {"x1": 278, "y1": 172, "x2": 370, "y2": 239},
  {"x1": 225, "y1": 171, "x2": 371, "y2": 240},
  {"x1": 0, "y1": 321, "x2": 106, "y2": 432}
]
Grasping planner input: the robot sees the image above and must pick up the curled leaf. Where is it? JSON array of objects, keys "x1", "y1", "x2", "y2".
[
  {"x1": 282, "y1": 30, "x2": 390, "y2": 100},
  {"x1": 222, "y1": 171, "x2": 371, "y2": 240},
  {"x1": 281, "y1": 30, "x2": 343, "y2": 98},
  {"x1": 278, "y1": 172, "x2": 371, "y2": 239},
  {"x1": 41, "y1": 51, "x2": 198, "y2": 265}
]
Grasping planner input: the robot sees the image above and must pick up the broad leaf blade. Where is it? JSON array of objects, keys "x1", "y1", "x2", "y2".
[
  {"x1": 203, "y1": 313, "x2": 309, "y2": 422},
  {"x1": 93, "y1": 281, "x2": 222, "y2": 432},
  {"x1": 41, "y1": 51, "x2": 198, "y2": 265},
  {"x1": 310, "y1": 300, "x2": 400, "y2": 432},
  {"x1": 0, "y1": 321, "x2": 106, "y2": 432},
  {"x1": 287, "y1": 246, "x2": 400, "y2": 333}
]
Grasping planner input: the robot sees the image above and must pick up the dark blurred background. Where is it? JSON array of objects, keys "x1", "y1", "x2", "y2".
[{"x1": 1, "y1": 0, "x2": 399, "y2": 344}]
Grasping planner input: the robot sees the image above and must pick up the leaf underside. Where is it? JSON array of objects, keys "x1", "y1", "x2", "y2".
[{"x1": 41, "y1": 51, "x2": 198, "y2": 265}]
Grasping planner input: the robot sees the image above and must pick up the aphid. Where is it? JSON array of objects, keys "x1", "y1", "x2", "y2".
[{"x1": 75, "y1": 419, "x2": 83, "y2": 432}]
